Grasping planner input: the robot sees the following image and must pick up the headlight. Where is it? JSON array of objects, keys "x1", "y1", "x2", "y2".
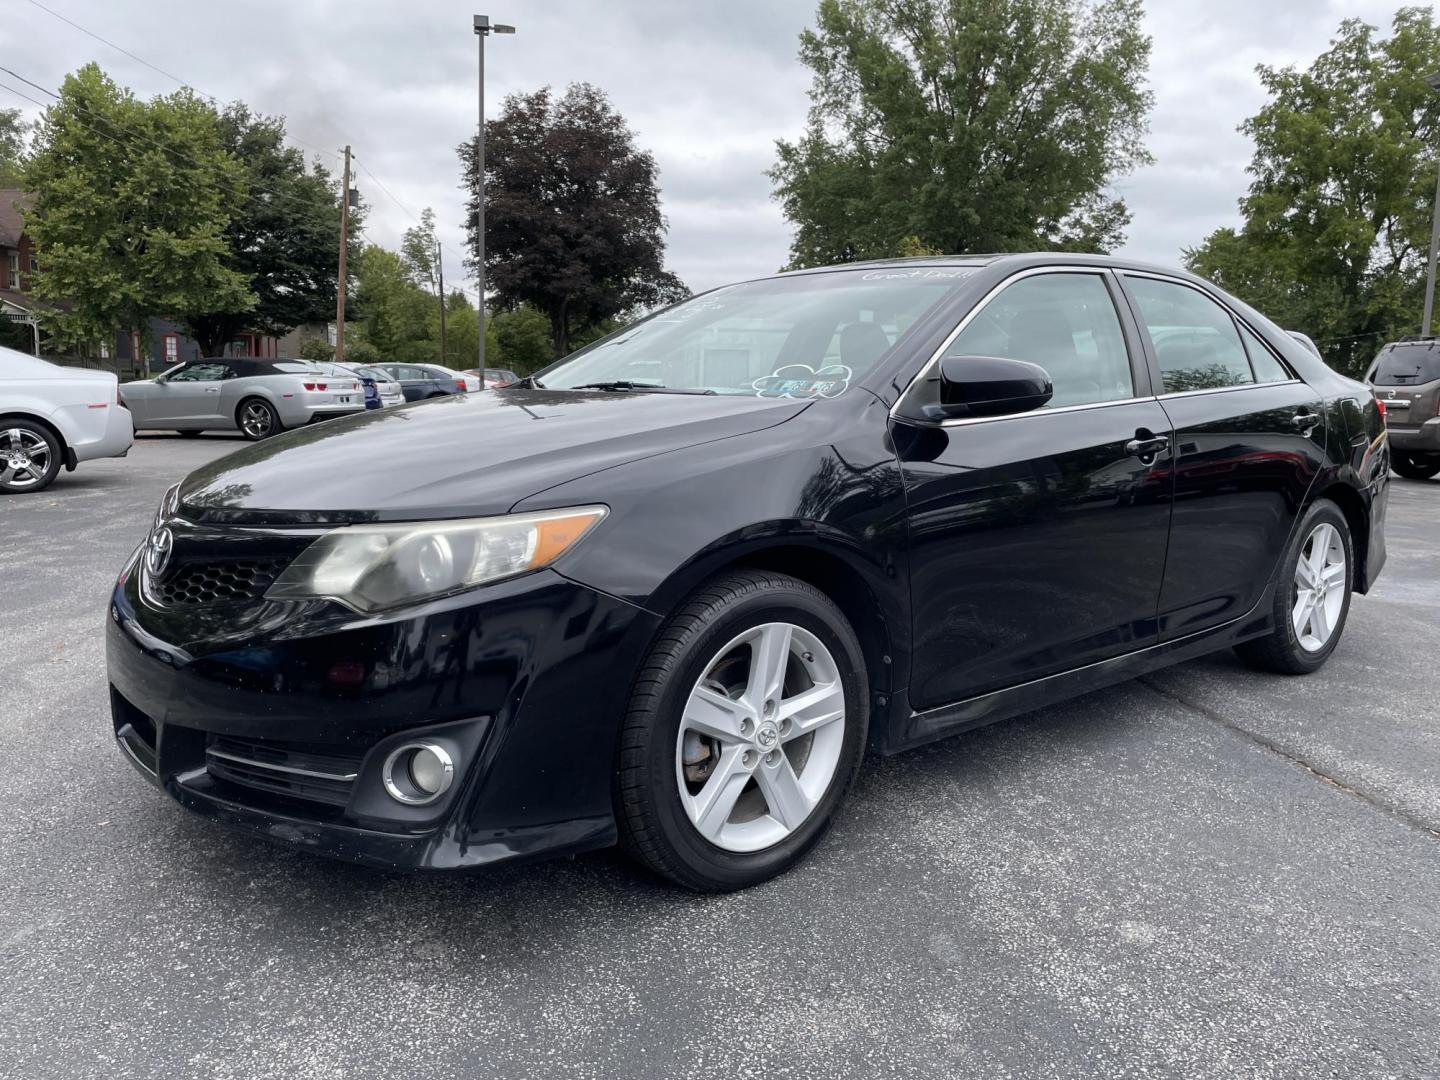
[{"x1": 264, "y1": 505, "x2": 607, "y2": 612}]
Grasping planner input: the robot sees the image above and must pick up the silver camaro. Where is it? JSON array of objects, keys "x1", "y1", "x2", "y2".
[{"x1": 121, "y1": 358, "x2": 367, "y2": 440}]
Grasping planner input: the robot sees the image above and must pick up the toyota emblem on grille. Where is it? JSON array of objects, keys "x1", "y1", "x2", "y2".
[{"x1": 145, "y1": 525, "x2": 174, "y2": 577}]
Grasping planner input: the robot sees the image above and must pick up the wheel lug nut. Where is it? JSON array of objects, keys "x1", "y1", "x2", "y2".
[
  {"x1": 765, "y1": 750, "x2": 780, "y2": 766},
  {"x1": 763, "y1": 700, "x2": 775, "y2": 717},
  {"x1": 740, "y1": 718, "x2": 753, "y2": 736},
  {"x1": 743, "y1": 750, "x2": 758, "y2": 768}
]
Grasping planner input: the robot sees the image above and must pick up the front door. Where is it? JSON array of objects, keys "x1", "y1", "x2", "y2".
[
  {"x1": 896, "y1": 269, "x2": 1174, "y2": 710},
  {"x1": 157, "y1": 361, "x2": 232, "y2": 424},
  {"x1": 1117, "y1": 273, "x2": 1325, "y2": 639}
]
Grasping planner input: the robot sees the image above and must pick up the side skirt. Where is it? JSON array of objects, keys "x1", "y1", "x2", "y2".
[{"x1": 888, "y1": 581, "x2": 1277, "y2": 754}]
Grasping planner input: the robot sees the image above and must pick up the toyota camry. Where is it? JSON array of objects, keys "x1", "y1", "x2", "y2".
[{"x1": 106, "y1": 253, "x2": 1389, "y2": 891}]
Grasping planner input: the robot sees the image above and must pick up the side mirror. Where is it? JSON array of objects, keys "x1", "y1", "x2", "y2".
[
  {"x1": 935, "y1": 355, "x2": 1053, "y2": 419},
  {"x1": 154, "y1": 373, "x2": 168, "y2": 384}
]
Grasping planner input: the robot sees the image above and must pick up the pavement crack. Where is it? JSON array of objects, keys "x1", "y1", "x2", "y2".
[{"x1": 1138, "y1": 676, "x2": 1440, "y2": 842}]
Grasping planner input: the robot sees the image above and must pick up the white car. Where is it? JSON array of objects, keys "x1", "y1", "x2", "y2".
[
  {"x1": 0, "y1": 345, "x2": 134, "y2": 494},
  {"x1": 121, "y1": 358, "x2": 367, "y2": 440}
]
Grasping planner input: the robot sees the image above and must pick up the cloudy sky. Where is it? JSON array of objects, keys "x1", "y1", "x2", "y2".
[{"x1": 0, "y1": 0, "x2": 1423, "y2": 298}]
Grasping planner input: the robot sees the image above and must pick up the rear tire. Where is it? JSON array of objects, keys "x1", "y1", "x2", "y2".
[
  {"x1": 0, "y1": 420, "x2": 61, "y2": 494},
  {"x1": 1235, "y1": 499, "x2": 1353, "y2": 675},
  {"x1": 616, "y1": 570, "x2": 868, "y2": 892},
  {"x1": 1392, "y1": 452, "x2": 1440, "y2": 480},
  {"x1": 237, "y1": 398, "x2": 282, "y2": 441}
]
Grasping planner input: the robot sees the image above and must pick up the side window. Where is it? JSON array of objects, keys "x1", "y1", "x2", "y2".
[
  {"x1": 166, "y1": 363, "x2": 197, "y2": 382},
  {"x1": 944, "y1": 272, "x2": 1133, "y2": 408},
  {"x1": 1237, "y1": 323, "x2": 1290, "y2": 383},
  {"x1": 1125, "y1": 277, "x2": 1253, "y2": 393},
  {"x1": 170, "y1": 361, "x2": 230, "y2": 383}
]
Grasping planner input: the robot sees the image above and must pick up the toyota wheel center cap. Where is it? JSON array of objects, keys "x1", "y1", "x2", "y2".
[{"x1": 755, "y1": 721, "x2": 779, "y2": 751}]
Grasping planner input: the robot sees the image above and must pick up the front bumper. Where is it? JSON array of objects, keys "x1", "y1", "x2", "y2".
[{"x1": 106, "y1": 549, "x2": 660, "y2": 870}]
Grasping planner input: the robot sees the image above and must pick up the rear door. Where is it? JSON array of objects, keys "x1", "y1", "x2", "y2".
[
  {"x1": 897, "y1": 268, "x2": 1175, "y2": 709},
  {"x1": 1117, "y1": 273, "x2": 1325, "y2": 640}
]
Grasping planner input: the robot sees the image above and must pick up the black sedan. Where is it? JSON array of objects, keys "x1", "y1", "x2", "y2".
[
  {"x1": 106, "y1": 254, "x2": 1388, "y2": 892},
  {"x1": 376, "y1": 362, "x2": 467, "y2": 401}
]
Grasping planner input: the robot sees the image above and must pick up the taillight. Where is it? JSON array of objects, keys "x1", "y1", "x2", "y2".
[
  {"x1": 1376, "y1": 398, "x2": 1386, "y2": 421},
  {"x1": 455, "y1": 380, "x2": 467, "y2": 393},
  {"x1": 303, "y1": 382, "x2": 328, "y2": 391}
]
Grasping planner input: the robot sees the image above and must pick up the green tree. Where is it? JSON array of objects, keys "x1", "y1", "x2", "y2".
[
  {"x1": 491, "y1": 303, "x2": 554, "y2": 373},
  {"x1": 0, "y1": 108, "x2": 27, "y2": 187},
  {"x1": 459, "y1": 83, "x2": 689, "y2": 354},
  {"x1": 24, "y1": 64, "x2": 252, "y2": 347},
  {"x1": 298, "y1": 337, "x2": 334, "y2": 361},
  {"x1": 179, "y1": 103, "x2": 353, "y2": 355},
  {"x1": 401, "y1": 207, "x2": 440, "y2": 295},
  {"x1": 351, "y1": 243, "x2": 434, "y2": 361},
  {"x1": 1185, "y1": 8, "x2": 1440, "y2": 375},
  {"x1": 770, "y1": 0, "x2": 1153, "y2": 267}
]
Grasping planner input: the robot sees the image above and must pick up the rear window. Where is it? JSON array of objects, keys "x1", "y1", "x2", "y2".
[{"x1": 1371, "y1": 344, "x2": 1440, "y2": 385}]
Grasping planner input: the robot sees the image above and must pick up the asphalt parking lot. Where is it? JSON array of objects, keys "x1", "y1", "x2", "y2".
[{"x1": 3, "y1": 434, "x2": 1439, "y2": 1079}]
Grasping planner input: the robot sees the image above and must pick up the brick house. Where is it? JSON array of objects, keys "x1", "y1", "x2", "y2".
[{"x1": 0, "y1": 188, "x2": 329, "y2": 372}]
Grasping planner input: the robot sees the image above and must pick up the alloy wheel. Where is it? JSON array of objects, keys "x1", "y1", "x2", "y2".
[
  {"x1": 675, "y1": 622, "x2": 846, "y2": 852},
  {"x1": 1292, "y1": 521, "x2": 1346, "y2": 652},
  {"x1": 0, "y1": 427, "x2": 53, "y2": 489},
  {"x1": 241, "y1": 402, "x2": 273, "y2": 438}
]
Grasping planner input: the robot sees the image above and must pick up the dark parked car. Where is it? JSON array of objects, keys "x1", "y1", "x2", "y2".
[
  {"x1": 1365, "y1": 338, "x2": 1440, "y2": 479},
  {"x1": 107, "y1": 253, "x2": 1388, "y2": 892},
  {"x1": 376, "y1": 362, "x2": 467, "y2": 401}
]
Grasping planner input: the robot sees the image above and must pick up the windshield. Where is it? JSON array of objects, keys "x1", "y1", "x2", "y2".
[
  {"x1": 536, "y1": 267, "x2": 975, "y2": 396},
  {"x1": 1371, "y1": 344, "x2": 1440, "y2": 385}
]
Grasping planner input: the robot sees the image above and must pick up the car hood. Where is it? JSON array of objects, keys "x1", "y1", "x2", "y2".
[{"x1": 178, "y1": 388, "x2": 811, "y2": 524}]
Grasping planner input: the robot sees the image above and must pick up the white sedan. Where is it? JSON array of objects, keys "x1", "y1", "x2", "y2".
[{"x1": 0, "y1": 345, "x2": 134, "y2": 493}]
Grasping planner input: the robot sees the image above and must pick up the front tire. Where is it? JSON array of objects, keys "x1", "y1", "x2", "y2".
[
  {"x1": 1392, "y1": 452, "x2": 1440, "y2": 480},
  {"x1": 237, "y1": 398, "x2": 282, "y2": 441},
  {"x1": 616, "y1": 570, "x2": 868, "y2": 892},
  {"x1": 0, "y1": 420, "x2": 61, "y2": 494},
  {"x1": 1235, "y1": 499, "x2": 1353, "y2": 674}
]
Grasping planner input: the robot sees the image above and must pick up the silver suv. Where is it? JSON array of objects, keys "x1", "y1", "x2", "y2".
[
  {"x1": 1366, "y1": 339, "x2": 1440, "y2": 480},
  {"x1": 121, "y1": 359, "x2": 367, "y2": 440}
]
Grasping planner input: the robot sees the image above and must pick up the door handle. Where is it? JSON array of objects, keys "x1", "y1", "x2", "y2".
[
  {"x1": 1292, "y1": 411, "x2": 1320, "y2": 431},
  {"x1": 1125, "y1": 431, "x2": 1170, "y2": 460},
  {"x1": 204, "y1": 387, "x2": 220, "y2": 393}
]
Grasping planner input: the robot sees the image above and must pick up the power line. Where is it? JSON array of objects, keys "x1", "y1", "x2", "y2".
[
  {"x1": 23, "y1": 0, "x2": 343, "y2": 166},
  {"x1": 356, "y1": 160, "x2": 421, "y2": 225},
  {"x1": 24, "y1": 0, "x2": 215, "y2": 101}
]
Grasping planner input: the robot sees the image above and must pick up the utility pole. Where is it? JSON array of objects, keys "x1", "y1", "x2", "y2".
[
  {"x1": 474, "y1": 15, "x2": 515, "y2": 387},
  {"x1": 335, "y1": 144, "x2": 352, "y2": 363},
  {"x1": 1425, "y1": 73, "x2": 1440, "y2": 336},
  {"x1": 436, "y1": 240, "x2": 447, "y2": 366}
]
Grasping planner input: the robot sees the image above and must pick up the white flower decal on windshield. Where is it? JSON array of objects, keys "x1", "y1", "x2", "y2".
[{"x1": 752, "y1": 364, "x2": 853, "y2": 399}]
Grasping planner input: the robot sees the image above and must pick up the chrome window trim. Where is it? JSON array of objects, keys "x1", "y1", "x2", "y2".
[
  {"x1": 891, "y1": 265, "x2": 1139, "y2": 422},
  {"x1": 1155, "y1": 379, "x2": 1304, "y2": 402},
  {"x1": 933, "y1": 394, "x2": 1157, "y2": 429}
]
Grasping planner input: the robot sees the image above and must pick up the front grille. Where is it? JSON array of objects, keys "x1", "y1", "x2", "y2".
[
  {"x1": 153, "y1": 558, "x2": 289, "y2": 606},
  {"x1": 205, "y1": 735, "x2": 363, "y2": 808}
]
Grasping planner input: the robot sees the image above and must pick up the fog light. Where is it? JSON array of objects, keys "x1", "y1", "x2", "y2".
[{"x1": 382, "y1": 742, "x2": 454, "y2": 806}]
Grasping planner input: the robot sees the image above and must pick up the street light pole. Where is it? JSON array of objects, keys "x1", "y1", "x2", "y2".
[
  {"x1": 1423, "y1": 72, "x2": 1440, "y2": 336},
  {"x1": 473, "y1": 14, "x2": 515, "y2": 388}
]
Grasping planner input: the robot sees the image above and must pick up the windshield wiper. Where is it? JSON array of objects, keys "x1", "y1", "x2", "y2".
[{"x1": 568, "y1": 381, "x2": 716, "y2": 395}]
